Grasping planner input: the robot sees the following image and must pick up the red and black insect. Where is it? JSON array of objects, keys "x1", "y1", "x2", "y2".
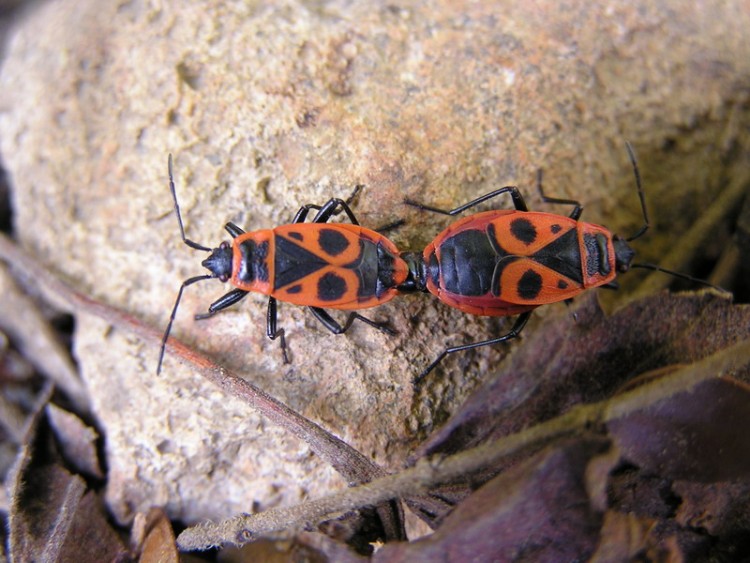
[
  {"x1": 402, "y1": 143, "x2": 718, "y2": 379},
  {"x1": 157, "y1": 155, "x2": 408, "y2": 374}
]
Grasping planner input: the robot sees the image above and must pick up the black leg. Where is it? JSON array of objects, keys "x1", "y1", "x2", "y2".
[
  {"x1": 415, "y1": 311, "x2": 532, "y2": 383},
  {"x1": 224, "y1": 222, "x2": 245, "y2": 238},
  {"x1": 374, "y1": 218, "x2": 407, "y2": 235},
  {"x1": 266, "y1": 297, "x2": 290, "y2": 364},
  {"x1": 290, "y1": 185, "x2": 364, "y2": 225},
  {"x1": 308, "y1": 307, "x2": 396, "y2": 336},
  {"x1": 404, "y1": 186, "x2": 528, "y2": 215},
  {"x1": 312, "y1": 198, "x2": 360, "y2": 224},
  {"x1": 291, "y1": 202, "x2": 323, "y2": 224},
  {"x1": 194, "y1": 288, "x2": 249, "y2": 319},
  {"x1": 536, "y1": 169, "x2": 583, "y2": 220},
  {"x1": 291, "y1": 197, "x2": 361, "y2": 225}
]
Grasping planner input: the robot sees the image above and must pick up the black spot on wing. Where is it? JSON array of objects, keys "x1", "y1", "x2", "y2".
[
  {"x1": 318, "y1": 272, "x2": 347, "y2": 301},
  {"x1": 557, "y1": 279, "x2": 569, "y2": 289},
  {"x1": 510, "y1": 217, "x2": 537, "y2": 244},
  {"x1": 551, "y1": 224, "x2": 562, "y2": 234},
  {"x1": 287, "y1": 231, "x2": 303, "y2": 241},
  {"x1": 319, "y1": 228, "x2": 350, "y2": 256},
  {"x1": 286, "y1": 284, "x2": 302, "y2": 294},
  {"x1": 518, "y1": 269, "x2": 543, "y2": 300}
]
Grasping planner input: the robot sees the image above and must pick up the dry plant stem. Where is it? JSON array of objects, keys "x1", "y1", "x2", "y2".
[
  {"x1": 0, "y1": 264, "x2": 88, "y2": 412},
  {"x1": 0, "y1": 233, "x2": 406, "y2": 540},
  {"x1": 177, "y1": 338, "x2": 750, "y2": 550},
  {"x1": 632, "y1": 169, "x2": 750, "y2": 300},
  {"x1": 0, "y1": 393, "x2": 28, "y2": 444},
  {"x1": 0, "y1": 232, "x2": 388, "y2": 484}
]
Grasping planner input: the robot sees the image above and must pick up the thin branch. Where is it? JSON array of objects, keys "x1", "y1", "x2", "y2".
[
  {"x1": 0, "y1": 264, "x2": 88, "y2": 413},
  {"x1": 177, "y1": 338, "x2": 750, "y2": 550},
  {"x1": 0, "y1": 232, "x2": 388, "y2": 485},
  {"x1": 0, "y1": 232, "x2": 406, "y2": 540}
]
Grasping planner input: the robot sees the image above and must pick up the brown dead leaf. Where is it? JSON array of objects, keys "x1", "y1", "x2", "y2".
[
  {"x1": 0, "y1": 264, "x2": 87, "y2": 412},
  {"x1": 673, "y1": 480, "x2": 750, "y2": 539},
  {"x1": 589, "y1": 510, "x2": 655, "y2": 563},
  {"x1": 6, "y1": 385, "x2": 128, "y2": 562},
  {"x1": 137, "y1": 507, "x2": 179, "y2": 563},
  {"x1": 407, "y1": 293, "x2": 748, "y2": 523},
  {"x1": 377, "y1": 438, "x2": 613, "y2": 562},
  {"x1": 415, "y1": 292, "x2": 746, "y2": 461},
  {"x1": 608, "y1": 377, "x2": 750, "y2": 482},
  {"x1": 46, "y1": 403, "x2": 103, "y2": 480}
]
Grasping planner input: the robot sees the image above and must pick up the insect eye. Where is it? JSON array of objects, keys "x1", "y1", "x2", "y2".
[
  {"x1": 219, "y1": 273, "x2": 230, "y2": 282},
  {"x1": 220, "y1": 241, "x2": 230, "y2": 250}
]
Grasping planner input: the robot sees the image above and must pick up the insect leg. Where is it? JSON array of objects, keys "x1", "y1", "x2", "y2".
[
  {"x1": 416, "y1": 311, "x2": 532, "y2": 383},
  {"x1": 224, "y1": 222, "x2": 245, "y2": 238},
  {"x1": 194, "y1": 288, "x2": 249, "y2": 319},
  {"x1": 308, "y1": 307, "x2": 397, "y2": 336},
  {"x1": 289, "y1": 197, "x2": 359, "y2": 225},
  {"x1": 290, "y1": 185, "x2": 365, "y2": 225},
  {"x1": 266, "y1": 297, "x2": 290, "y2": 364},
  {"x1": 404, "y1": 186, "x2": 528, "y2": 215},
  {"x1": 536, "y1": 169, "x2": 584, "y2": 220},
  {"x1": 312, "y1": 198, "x2": 361, "y2": 224}
]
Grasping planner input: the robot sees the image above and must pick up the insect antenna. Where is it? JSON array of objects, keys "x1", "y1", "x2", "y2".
[
  {"x1": 168, "y1": 154, "x2": 212, "y2": 252},
  {"x1": 157, "y1": 274, "x2": 213, "y2": 375},
  {"x1": 624, "y1": 141, "x2": 650, "y2": 242},
  {"x1": 630, "y1": 262, "x2": 729, "y2": 294},
  {"x1": 158, "y1": 154, "x2": 215, "y2": 374}
]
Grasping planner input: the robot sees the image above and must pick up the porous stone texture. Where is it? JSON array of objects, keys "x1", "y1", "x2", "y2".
[{"x1": 1, "y1": 0, "x2": 748, "y2": 524}]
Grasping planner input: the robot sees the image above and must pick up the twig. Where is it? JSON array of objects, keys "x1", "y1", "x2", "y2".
[
  {"x1": 178, "y1": 337, "x2": 750, "y2": 550},
  {"x1": 0, "y1": 264, "x2": 89, "y2": 412},
  {"x1": 0, "y1": 233, "x2": 393, "y2": 493}
]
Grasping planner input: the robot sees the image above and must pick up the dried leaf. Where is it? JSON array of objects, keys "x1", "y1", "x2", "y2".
[
  {"x1": 591, "y1": 512, "x2": 706, "y2": 562},
  {"x1": 589, "y1": 511, "x2": 654, "y2": 563},
  {"x1": 0, "y1": 264, "x2": 87, "y2": 412},
  {"x1": 608, "y1": 377, "x2": 750, "y2": 482},
  {"x1": 6, "y1": 386, "x2": 127, "y2": 561},
  {"x1": 295, "y1": 532, "x2": 369, "y2": 562},
  {"x1": 137, "y1": 508, "x2": 178, "y2": 563},
  {"x1": 417, "y1": 292, "x2": 745, "y2": 459},
  {"x1": 57, "y1": 489, "x2": 129, "y2": 563},
  {"x1": 377, "y1": 439, "x2": 613, "y2": 562},
  {"x1": 46, "y1": 403, "x2": 103, "y2": 479},
  {"x1": 673, "y1": 480, "x2": 750, "y2": 538},
  {"x1": 408, "y1": 293, "x2": 748, "y2": 523}
]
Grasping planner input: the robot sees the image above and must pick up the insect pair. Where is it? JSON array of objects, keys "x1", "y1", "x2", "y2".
[{"x1": 157, "y1": 145, "x2": 717, "y2": 379}]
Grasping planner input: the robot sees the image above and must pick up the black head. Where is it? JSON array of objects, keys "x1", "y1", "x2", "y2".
[
  {"x1": 201, "y1": 241, "x2": 233, "y2": 282},
  {"x1": 613, "y1": 235, "x2": 636, "y2": 273}
]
